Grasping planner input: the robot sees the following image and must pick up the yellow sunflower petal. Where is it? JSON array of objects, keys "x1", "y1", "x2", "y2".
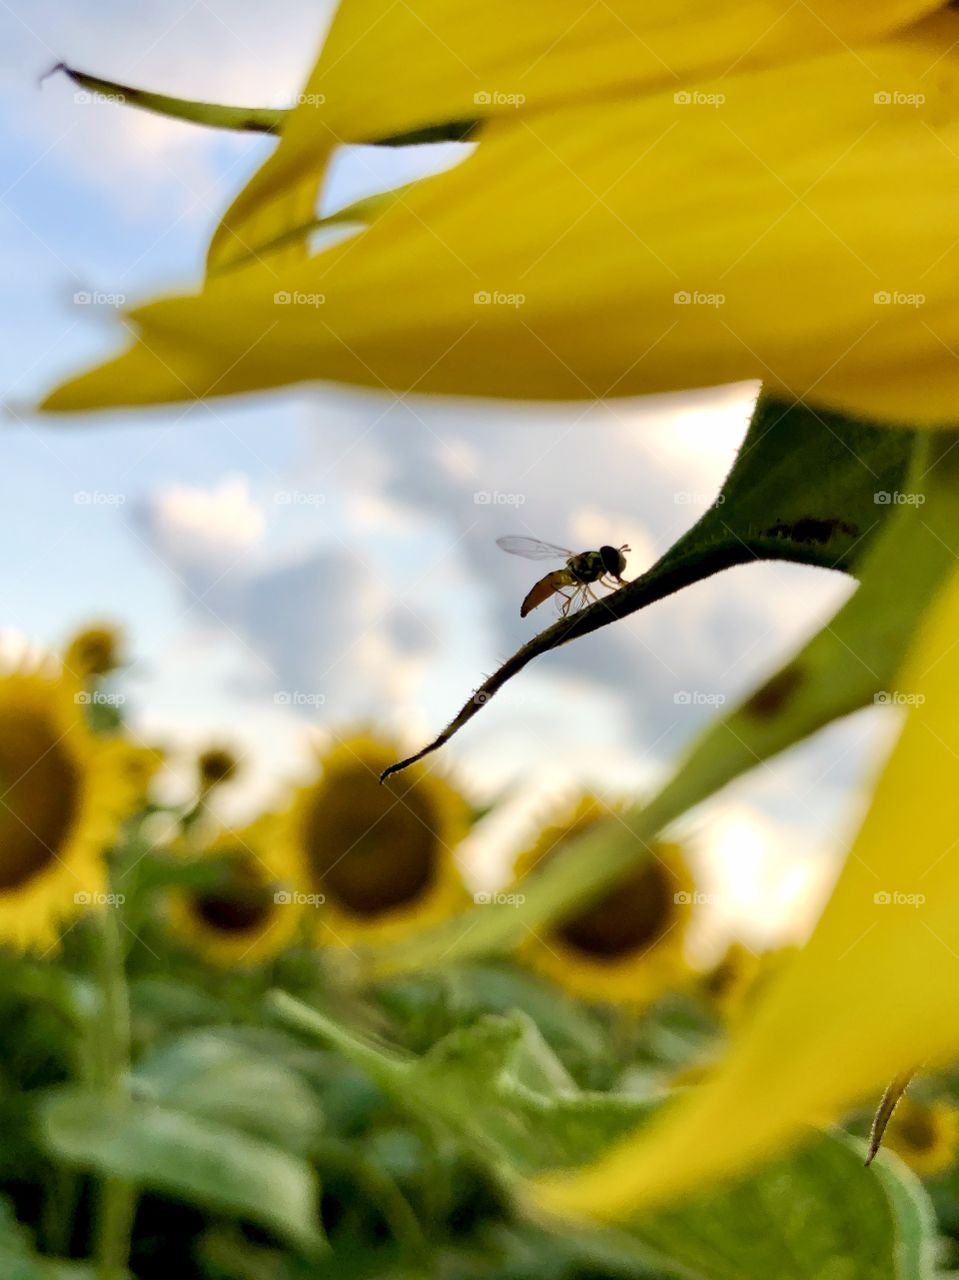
[
  {"x1": 531, "y1": 556, "x2": 959, "y2": 1222},
  {"x1": 43, "y1": 11, "x2": 959, "y2": 423},
  {"x1": 208, "y1": 0, "x2": 941, "y2": 269}
]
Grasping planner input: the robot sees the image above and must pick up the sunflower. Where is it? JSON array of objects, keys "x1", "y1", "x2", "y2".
[
  {"x1": 197, "y1": 744, "x2": 241, "y2": 791},
  {"x1": 697, "y1": 942, "x2": 763, "y2": 1024},
  {"x1": 64, "y1": 623, "x2": 124, "y2": 679},
  {"x1": 0, "y1": 663, "x2": 134, "y2": 950},
  {"x1": 511, "y1": 797, "x2": 694, "y2": 1010},
  {"x1": 115, "y1": 741, "x2": 165, "y2": 811},
  {"x1": 41, "y1": 5, "x2": 959, "y2": 426},
  {"x1": 166, "y1": 816, "x2": 305, "y2": 966},
  {"x1": 289, "y1": 735, "x2": 470, "y2": 947},
  {"x1": 879, "y1": 1096, "x2": 959, "y2": 1178}
]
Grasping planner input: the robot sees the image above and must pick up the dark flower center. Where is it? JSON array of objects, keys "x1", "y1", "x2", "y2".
[
  {"x1": 897, "y1": 1110, "x2": 937, "y2": 1153},
  {"x1": 302, "y1": 772, "x2": 437, "y2": 916},
  {"x1": 555, "y1": 859, "x2": 675, "y2": 960},
  {"x1": 191, "y1": 860, "x2": 273, "y2": 934},
  {"x1": 0, "y1": 707, "x2": 79, "y2": 891}
]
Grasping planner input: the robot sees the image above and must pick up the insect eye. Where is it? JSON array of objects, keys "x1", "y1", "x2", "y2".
[{"x1": 599, "y1": 545, "x2": 620, "y2": 574}]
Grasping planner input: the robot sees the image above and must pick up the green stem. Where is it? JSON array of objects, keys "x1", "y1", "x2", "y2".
[{"x1": 91, "y1": 903, "x2": 137, "y2": 1280}]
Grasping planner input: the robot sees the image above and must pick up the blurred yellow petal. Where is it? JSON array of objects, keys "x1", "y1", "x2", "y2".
[
  {"x1": 531, "y1": 555, "x2": 959, "y2": 1221},
  {"x1": 210, "y1": 0, "x2": 942, "y2": 269},
  {"x1": 44, "y1": 12, "x2": 959, "y2": 423}
]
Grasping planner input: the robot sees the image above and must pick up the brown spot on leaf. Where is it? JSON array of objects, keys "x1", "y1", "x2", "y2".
[
  {"x1": 763, "y1": 517, "x2": 858, "y2": 545},
  {"x1": 744, "y1": 666, "x2": 805, "y2": 719}
]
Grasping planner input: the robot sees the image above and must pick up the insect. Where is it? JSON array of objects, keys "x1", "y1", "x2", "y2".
[{"x1": 496, "y1": 536, "x2": 630, "y2": 618}]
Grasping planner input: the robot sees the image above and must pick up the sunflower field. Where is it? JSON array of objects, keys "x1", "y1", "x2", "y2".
[{"x1": 13, "y1": 0, "x2": 959, "y2": 1277}]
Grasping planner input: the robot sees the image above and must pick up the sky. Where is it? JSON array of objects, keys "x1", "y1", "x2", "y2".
[{"x1": 0, "y1": 0, "x2": 903, "y2": 958}]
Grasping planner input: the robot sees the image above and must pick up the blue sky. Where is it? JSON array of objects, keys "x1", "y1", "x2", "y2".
[{"x1": 1, "y1": 0, "x2": 899, "y2": 956}]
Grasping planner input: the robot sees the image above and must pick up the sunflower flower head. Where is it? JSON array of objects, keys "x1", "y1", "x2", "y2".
[
  {"x1": 197, "y1": 744, "x2": 241, "y2": 791},
  {"x1": 880, "y1": 1096, "x2": 959, "y2": 1179},
  {"x1": 291, "y1": 734, "x2": 470, "y2": 947},
  {"x1": 64, "y1": 623, "x2": 124, "y2": 679},
  {"x1": 698, "y1": 941, "x2": 763, "y2": 1024},
  {"x1": 167, "y1": 816, "x2": 304, "y2": 966},
  {"x1": 116, "y1": 741, "x2": 165, "y2": 810},
  {"x1": 512, "y1": 796, "x2": 694, "y2": 1009},
  {"x1": 0, "y1": 663, "x2": 134, "y2": 950}
]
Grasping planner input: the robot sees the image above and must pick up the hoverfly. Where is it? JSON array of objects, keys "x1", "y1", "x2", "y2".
[{"x1": 496, "y1": 536, "x2": 630, "y2": 618}]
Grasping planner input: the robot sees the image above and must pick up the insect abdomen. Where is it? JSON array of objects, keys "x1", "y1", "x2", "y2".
[{"x1": 521, "y1": 570, "x2": 572, "y2": 617}]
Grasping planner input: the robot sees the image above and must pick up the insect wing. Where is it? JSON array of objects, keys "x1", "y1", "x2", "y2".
[{"x1": 496, "y1": 536, "x2": 573, "y2": 561}]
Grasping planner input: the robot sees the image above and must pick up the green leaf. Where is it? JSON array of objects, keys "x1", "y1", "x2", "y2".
[
  {"x1": 268, "y1": 998, "x2": 941, "y2": 1280},
  {"x1": 381, "y1": 394, "x2": 918, "y2": 781},
  {"x1": 45, "y1": 64, "x2": 284, "y2": 133},
  {"x1": 45, "y1": 64, "x2": 477, "y2": 147},
  {"x1": 0, "y1": 1198, "x2": 96, "y2": 1280},
  {"x1": 578, "y1": 1134, "x2": 942, "y2": 1280},
  {"x1": 133, "y1": 1030, "x2": 324, "y2": 1155},
  {"x1": 370, "y1": 430, "x2": 959, "y2": 976},
  {"x1": 39, "y1": 1088, "x2": 323, "y2": 1254}
]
